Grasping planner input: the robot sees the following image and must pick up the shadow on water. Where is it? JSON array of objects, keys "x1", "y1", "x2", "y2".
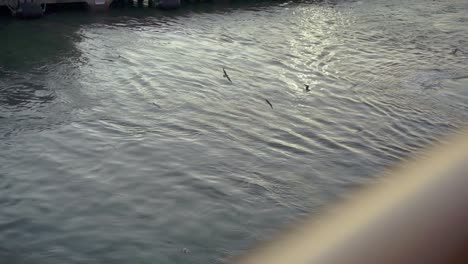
[
  {"x1": 0, "y1": 16, "x2": 81, "y2": 106},
  {"x1": 0, "y1": 17, "x2": 88, "y2": 138},
  {"x1": 0, "y1": 17, "x2": 84, "y2": 70}
]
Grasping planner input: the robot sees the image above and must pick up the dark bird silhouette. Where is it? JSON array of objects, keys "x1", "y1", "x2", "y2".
[
  {"x1": 305, "y1": 84, "x2": 310, "y2": 92},
  {"x1": 265, "y1": 99, "x2": 273, "y2": 109},
  {"x1": 223, "y1": 67, "x2": 232, "y2": 83},
  {"x1": 451, "y1": 48, "x2": 459, "y2": 55}
]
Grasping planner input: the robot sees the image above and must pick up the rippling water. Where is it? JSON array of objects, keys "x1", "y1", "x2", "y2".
[{"x1": 1, "y1": 0, "x2": 468, "y2": 263}]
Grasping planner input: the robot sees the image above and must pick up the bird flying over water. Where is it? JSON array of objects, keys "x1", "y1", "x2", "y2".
[
  {"x1": 265, "y1": 99, "x2": 273, "y2": 109},
  {"x1": 223, "y1": 67, "x2": 232, "y2": 83},
  {"x1": 305, "y1": 84, "x2": 310, "y2": 92}
]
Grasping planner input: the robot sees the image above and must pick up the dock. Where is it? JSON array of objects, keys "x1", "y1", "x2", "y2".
[{"x1": 0, "y1": 0, "x2": 184, "y2": 17}]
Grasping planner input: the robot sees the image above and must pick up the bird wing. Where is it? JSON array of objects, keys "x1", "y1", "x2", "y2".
[{"x1": 223, "y1": 68, "x2": 232, "y2": 82}]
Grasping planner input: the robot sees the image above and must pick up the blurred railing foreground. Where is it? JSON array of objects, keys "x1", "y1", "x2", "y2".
[{"x1": 236, "y1": 128, "x2": 468, "y2": 264}]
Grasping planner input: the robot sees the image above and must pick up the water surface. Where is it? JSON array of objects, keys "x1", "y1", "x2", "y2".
[{"x1": 1, "y1": 0, "x2": 468, "y2": 263}]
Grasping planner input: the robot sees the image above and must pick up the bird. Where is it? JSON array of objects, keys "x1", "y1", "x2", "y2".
[
  {"x1": 304, "y1": 84, "x2": 310, "y2": 92},
  {"x1": 223, "y1": 67, "x2": 232, "y2": 83},
  {"x1": 265, "y1": 99, "x2": 273, "y2": 109},
  {"x1": 450, "y1": 48, "x2": 459, "y2": 55}
]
